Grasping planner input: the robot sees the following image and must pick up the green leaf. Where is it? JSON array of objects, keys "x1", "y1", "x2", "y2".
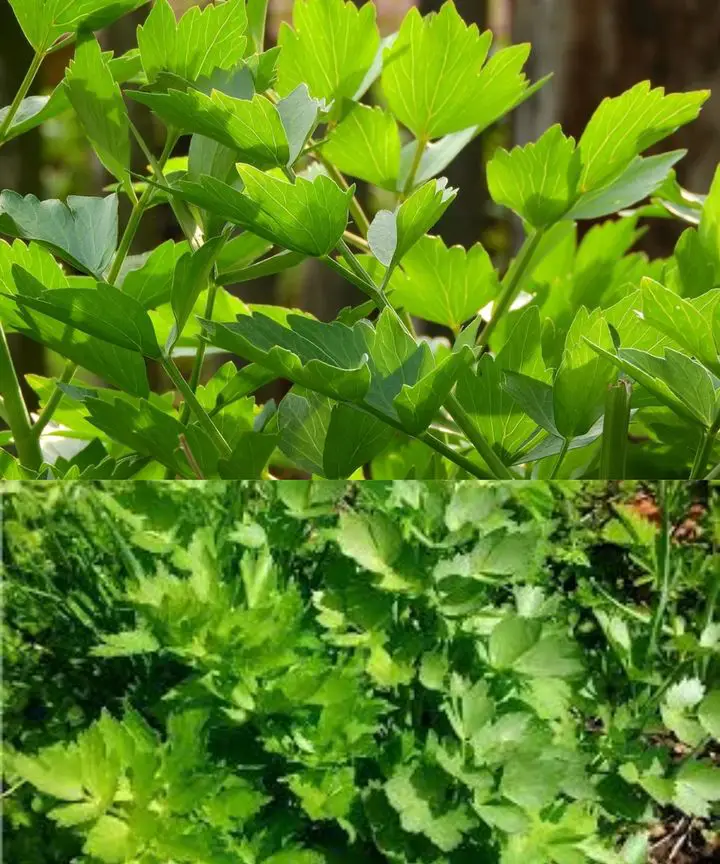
[
  {"x1": 385, "y1": 765, "x2": 476, "y2": 852},
  {"x1": 585, "y1": 342, "x2": 714, "y2": 427},
  {"x1": 578, "y1": 82, "x2": 709, "y2": 193},
  {"x1": 640, "y1": 278, "x2": 720, "y2": 376},
  {"x1": 275, "y1": 85, "x2": 325, "y2": 167},
  {"x1": 168, "y1": 237, "x2": 225, "y2": 351},
  {"x1": 0, "y1": 248, "x2": 149, "y2": 396},
  {"x1": 502, "y1": 370, "x2": 559, "y2": 438},
  {"x1": 391, "y1": 234, "x2": 500, "y2": 332},
  {"x1": 487, "y1": 125, "x2": 580, "y2": 228},
  {"x1": 246, "y1": 0, "x2": 269, "y2": 54},
  {"x1": 172, "y1": 169, "x2": 352, "y2": 257},
  {"x1": 288, "y1": 767, "x2": 356, "y2": 821},
  {"x1": 121, "y1": 239, "x2": 187, "y2": 309},
  {"x1": 64, "y1": 35, "x2": 130, "y2": 190},
  {"x1": 320, "y1": 101, "x2": 401, "y2": 191},
  {"x1": 698, "y1": 690, "x2": 720, "y2": 740},
  {"x1": 48, "y1": 802, "x2": 101, "y2": 827},
  {"x1": 334, "y1": 509, "x2": 414, "y2": 592},
  {"x1": 382, "y1": 3, "x2": 494, "y2": 139},
  {"x1": 92, "y1": 629, "x2": 160, "y2": 657},
  {"x1": 277, "y1": 0, "x2": 379, "y2": 104},
  {"x1": 0, "y1": 86, "x2": 69, "y2": 144},
  {"x1": 83, "y1": 815, "x2": 133, "y2": 864},
  {"x1": 0, "y1": 191, "x2": 117, "y2": 277},
  {"x1": 567, "y1": 151, "x2": 686, "y2": 220},
  {"x1": 9, "y1": 266, "x2": 161, "y2": 358},
  {"x1": 65, "y1": 386, "x2": 211, "y2": 477},
  {"x1": 674, "y1": 761, "x2": 720, "y2": 818},
  {"x1": 217, "y1": 431, "x2": 278, "y2": 479},
  {"x1": 129, "y1": 88, "x2": 290, "y2": 171},
  {"x1": 368, "y1": 179, "x2": 456, "y2": 271},
  {"x1": 456, "y1": 307, "x2": 550, "y2": 463},
  {"x1": 489, "y1": 615, "x2": 542, "y2": 670},
  {"x1": 554, "y1": 307, "x2": 617, "y2": 439},
  {"x1": 137, "y1": 0, "x2": 247, "y2": 83},
  {"x1": 392, "y1": 342, "x2": 474, "y2": 435},
  {"x1": 278, "y1": 388, "x2": 392, "y2": 479},
  {"x1": 200, "y1": 312, "x2": 372, "y2": 402},
  {"x1": 8, "y1": 0, "x2": 143, "y2": 52},
  {"x1": 10, "y1": 745, "x2": 84, "y2": 800}
]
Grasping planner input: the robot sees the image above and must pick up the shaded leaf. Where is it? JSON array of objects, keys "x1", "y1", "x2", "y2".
[{"x1": 0, "y1": 191, "x2": 117, "y2": 278}]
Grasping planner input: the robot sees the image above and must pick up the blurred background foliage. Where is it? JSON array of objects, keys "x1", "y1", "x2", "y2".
[{"x1": 2, "y1": 0, "x2": 720, "y2": 406}]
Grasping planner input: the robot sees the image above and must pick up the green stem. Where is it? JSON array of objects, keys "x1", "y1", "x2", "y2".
[
  {"x1": 599, "y1": 378, "x2": 632, "y2": 479},
  {"x1": 647, "y1": 481, "x2": 672, "y2": 662},
  {"x1": 318, "y1": 155, "x2": 370, "y2": 237},
  {"x1": 0, "y1": 49, "x2": 44, "y2": 145},
  {"x1": 161, "y1": 356, "x2": 232, "y2": 458},
  {"x1": 549, "y1": 438, "x2": 570, "y2": 479},
  {"x1": 130, "y1": 123, "x2": 199, "y2": 248},
  {"x1": 689, "y1": 415, "x2": 720, "y2": 479},
  {"x1": 178, "y1": 280, "x2": 219, "y2": 426},
  {"x1": 336, "y1": 239, "x2": 392, "y2": 312},
  {"x1": 31, "y1": 360, "x2": 76, "y2": 438},
  {"x1": 444, "y1": 393, "x2": 513, "y2": 478},
  {"x1": 477, "y1": 229, "x2": 544, "y2": 352},
  {"x1": 705, "y1": 460, "x2": 720, "y2": 480},
  {"x1": 0, "y1": 324, "x2": 42, "y2": 470},
  {"x1": 402, "y1": 136, "x2": 429, "y2": 199}
]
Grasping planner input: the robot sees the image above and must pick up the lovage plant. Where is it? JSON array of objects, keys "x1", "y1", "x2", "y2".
[{"x1": 0, "y1": 0, "x2": 718, "y2": 480}]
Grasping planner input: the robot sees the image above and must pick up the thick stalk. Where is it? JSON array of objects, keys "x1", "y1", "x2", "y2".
[
  {"x1": 0, "y1": 324, "x2": 42, "y2": 470},
  {"x1": 689, "y1": 415, "x2": 720, "y2": 479},
  {"x1": 599, "y1": 378, "x2": 632, "y2": 479},
  {"x1": 161, "y1": 356, "x2": 232, "y2": 458},
  {"x1": 477, "y1": 229, "x2": 544, "y2": 351},
  {"x1": 0, "y1": 49, "x2": 44, "y2": 145},
  {"x1": 444, "y1": 393, "x2": 513, "y2": 479}
]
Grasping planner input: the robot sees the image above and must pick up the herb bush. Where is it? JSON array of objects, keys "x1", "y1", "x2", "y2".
[
  {"x1": 2, "y1": 480, "x2": 718, "y2": 862},
  {"x1": 0, "y1": 0, "x2": 719, "y2": 481}
]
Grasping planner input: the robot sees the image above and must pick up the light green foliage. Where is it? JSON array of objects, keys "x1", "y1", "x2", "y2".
[
  {"x1": 173, "y1": 169, "x2": 353, "y2": 257},
  {"x1": 391, "y1": 235, "x2": 500, "y2": 331},
  {"x1": 368, "y1": 178, "x2": 457, "y2": 270},
  {"x1": 8, "y1": 0, "x2": 143, "y2": 52},
  {"x1": 277, "y1": 0, "x2": 379, "y2": 104},
  {"x1": 487, "y1": 125, "x2": 580, "y2": 228},
  {"x1": 4, "y1": 482, "x2": 717, "y2": 862},
  {"x1": 382, "y1": 2, "x2": 532, "y2": 140},
  {"x1": 577, "y1": 82, "x2": 709, "y2": 192},
  {"x1": 1, "y1": 0, "x2": 719, "y2": 480},
  {"x1": 320, "y1": 102, "x2": 401, "y2": 190},
  {"x1": 137, "y1": 0, "x2": 247, "y2": 83}
]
